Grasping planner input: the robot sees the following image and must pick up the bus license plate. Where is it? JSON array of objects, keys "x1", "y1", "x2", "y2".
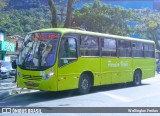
[{"x1": 27, "y1": 81, "x2": 34, "y2": 86}]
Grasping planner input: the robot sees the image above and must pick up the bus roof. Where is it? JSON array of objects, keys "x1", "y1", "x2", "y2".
[{"x1": 31, "y1": 28, "x2": 155, "y2": 44}]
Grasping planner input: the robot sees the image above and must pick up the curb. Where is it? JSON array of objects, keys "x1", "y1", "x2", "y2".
[
  {"x1": 0, "y1": 88, "x2": 39, "y2": 100},
  {"x1": 10, "y1": 88, "x2": 39, "y2": 94}
]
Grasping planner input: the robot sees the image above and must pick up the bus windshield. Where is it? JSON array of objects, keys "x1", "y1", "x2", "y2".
[{"x1": 18, "y1": 32, "x2": 60, "y2": 70}]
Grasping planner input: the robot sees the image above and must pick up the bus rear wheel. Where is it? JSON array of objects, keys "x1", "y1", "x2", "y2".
[
  {"x1": 133, "y1": 70, "x2": 142, "y2": 86},
  {"x1": 78, "y1": 74, "x2": 91, "y2": 94}
]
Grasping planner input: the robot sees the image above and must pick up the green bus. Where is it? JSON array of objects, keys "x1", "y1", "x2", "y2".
[{"x1": 17, "y1": 28, "x2": 155, "y2": 94}]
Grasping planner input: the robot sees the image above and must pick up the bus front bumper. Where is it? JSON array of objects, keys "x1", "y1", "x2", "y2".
[{"x1": 17, "y1": 78, "x2": 57, "y2": 92}]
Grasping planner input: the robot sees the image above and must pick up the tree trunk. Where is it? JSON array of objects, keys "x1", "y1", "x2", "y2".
[
  {"x1": 148, "y1": 30, "x2": 160, "y2": 50},
  {"x1": 48, "y1": 0, "x2": 57, "y2": 28},
  {"x1": 153, "y1": 34, "x2": 160, "y2": 50},
  {"x1": 64, "y1": 0, "x2": 74, "y2": 28}
]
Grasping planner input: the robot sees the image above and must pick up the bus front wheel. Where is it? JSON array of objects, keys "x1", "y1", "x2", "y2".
[
  {"x1": 78, "y1": 74, "x2": 91, "y2": 94},
  {"x1": 133, "y1": 70, "x2": 142, "y2": 86}
]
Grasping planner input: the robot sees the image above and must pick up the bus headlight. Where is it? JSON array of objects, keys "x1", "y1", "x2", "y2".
[{"x1": 44, "y1": 71, "x2": 54, "y2": 80}]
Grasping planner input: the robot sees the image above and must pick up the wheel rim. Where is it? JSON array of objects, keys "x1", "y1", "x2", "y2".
[{"x1": 81, "y1": 78, "x2": 89, "y2": 90}]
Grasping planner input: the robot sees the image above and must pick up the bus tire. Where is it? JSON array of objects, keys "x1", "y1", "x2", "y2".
[
  {"x1": 78, "y1": 74, "x2": 91, "y2": 94},
  {"x1": 133, "y1": 70, "x2": 142, "y2": 86}
]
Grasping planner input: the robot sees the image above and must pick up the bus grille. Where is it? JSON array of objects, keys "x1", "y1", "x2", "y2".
[{"x1": 22, "y1": 75, "x2": 42, "y2": 81}]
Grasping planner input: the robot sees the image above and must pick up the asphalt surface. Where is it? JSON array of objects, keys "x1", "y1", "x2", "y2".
[
  {"x1": 0, "y1": 77, "x2": 37, "y2": 100},
  {"x1": 1, "y1": 75, "x2": 160, "y2": 116},
  {"x1": 0, "y1": 77, "x2": 16, "y2": 100}
]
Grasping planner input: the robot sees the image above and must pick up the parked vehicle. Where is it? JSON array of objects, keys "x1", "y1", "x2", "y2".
[{"x1": 0, "y1": 61, "x2": 16, "y2": 79}]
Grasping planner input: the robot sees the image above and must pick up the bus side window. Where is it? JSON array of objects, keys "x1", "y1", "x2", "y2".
[
  {"x1": 132, "y1": 42, "x2": 144, "y2": 57},
  {"x1": 101, "y1": 38, "x2": 117, "y2": 57},
  {"x1": 144, "y1": 43, "x2": 155, "y2": 58},
  {"x1": 118, "y1": 40, "x2": 131, "y2": 57},
  {"x1": 80, "y1": 35, "x2": 99, "y2": 56},
  {"x1": 59, "y1": 37, "x2": 77, "y2": 67}
]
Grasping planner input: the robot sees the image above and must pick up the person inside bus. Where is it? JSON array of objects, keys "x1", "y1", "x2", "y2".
[
  {"x1": 43, "y1": 44, "x2": 54, "y2": 66},
  {"x1": 30, "y1": 43, "x2": 45, "y2": 66},
  {"x1": 35, "y1": 43, "x2": 45, "y2": 66}
]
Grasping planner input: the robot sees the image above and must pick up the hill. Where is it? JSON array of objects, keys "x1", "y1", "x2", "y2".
[{"x1": 0, "y1": 0, "x2": 66, "y2": 36}]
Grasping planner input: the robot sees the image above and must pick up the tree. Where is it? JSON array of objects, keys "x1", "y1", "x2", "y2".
[
  {"x1": 73, "y1": 1, "x2": 135, "y2": 36},
  {"x1": 0, "y1": 0, "x2": 52, "y2": 35},
  {"x1": 0, "y1": 0, "x2": 8, "y2": 23},
  {"x1": 0, "y1": 8, "x2": 51, "y2": 36},
  {"x1": 135, "y1": 9, "x2": 160, "y2": 50},
  {"x1": 48, "y1": 0, "x2": 57, "y2": 28},
  {"x1": 48, "y1": 0, "x2": 75, "y2": 28},
  {"x1": 64, "y1": 0, "x2": 74, "y2": 28},
  {"x1": 0, "y1": 0, "x2": 8, "y2": 9}
]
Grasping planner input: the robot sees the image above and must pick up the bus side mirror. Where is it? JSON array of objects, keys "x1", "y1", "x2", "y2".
[{"x1": 12, "y1": 60, "x2": 17, "y2": 69}]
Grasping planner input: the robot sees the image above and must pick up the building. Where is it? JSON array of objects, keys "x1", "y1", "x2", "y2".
[
  {"x1": 6, "y1": 35, "x2": 24, "y2": 61},
  {"x1": 0, "y1": 29, "x2": 15, "y2": 61}
]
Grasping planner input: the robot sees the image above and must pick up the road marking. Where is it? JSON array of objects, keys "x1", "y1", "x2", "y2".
[
  {"x1": 101, "y1": 92, "x2": 133, "y2": 102},
  {"x1": 142, "y1": 76, "x2": 160, "y2": 83},
  {"x1": 134, "y1": 92, "x2": 160, "y2": 101}
]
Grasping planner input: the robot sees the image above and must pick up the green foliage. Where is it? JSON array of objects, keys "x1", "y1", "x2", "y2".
[
  {"x1": 48, "y1": 0, "x2": 57, "y2": 28},
  {"x1": 134, "y1": 9, "x2": 160, "y2": 49},
  {"x1": 0, "y1": 0, "x2": 67, "y2": 36},
  {"x1": 73, "y1": 1, "x2": 135, "y2": 36},
  {"x1": 0, "y1": 0, "x2": 160, "y2": 50},
  {"x1": 0, "y1": 5, "x2": 52, "y2": 36},
  {"x1": 0, "y1": 0, "x2": 8, "y2": 9}
]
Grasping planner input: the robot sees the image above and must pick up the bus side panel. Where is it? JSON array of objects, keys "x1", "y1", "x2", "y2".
[
  {"x1": 101, "y1": 58, "x2": 133, "y2": 85},
  {"x1": 101, "y1": 58, "x2": 114, "y2": 85},
  {"x1": 119, "y1": 58, "x2": 133, "y2": 83},
  {"x1": 57, "y1": 58, "x2": 101, "y2": 91},
  {"x1": 132, "y1": 58, "x2": 155, "y2": 79}
]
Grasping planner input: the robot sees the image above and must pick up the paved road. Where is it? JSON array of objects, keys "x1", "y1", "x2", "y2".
[
  {"x1": 1, "y1": 75, "x2": 160, "y2": 116},
  {"x1": 1, "y1": 75, "x2": 160, "y2": 107},
  {"x1": 0, "y1": 77, "x2": 15, "y2": 84},
  {"x1": 0, "y1": 77, "x2": 16, "y2": 91}
]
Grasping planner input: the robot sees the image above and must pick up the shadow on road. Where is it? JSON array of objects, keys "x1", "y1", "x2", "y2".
[{"x1": 0, "y1": 83, "x2": 149, "y2": 106}]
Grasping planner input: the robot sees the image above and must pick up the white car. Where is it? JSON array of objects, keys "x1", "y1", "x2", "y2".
[{"x1": 0, "y1": 61, "x2": 16, "y2": 79}]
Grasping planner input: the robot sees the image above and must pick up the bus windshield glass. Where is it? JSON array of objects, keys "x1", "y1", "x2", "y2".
[{"x1": 18, "y1": 32, "x2": 60, "y2": 70}]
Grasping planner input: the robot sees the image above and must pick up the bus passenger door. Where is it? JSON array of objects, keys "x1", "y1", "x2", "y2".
[{"x1": 57, "y1": 36, "x2": 79, "y2": 91}]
